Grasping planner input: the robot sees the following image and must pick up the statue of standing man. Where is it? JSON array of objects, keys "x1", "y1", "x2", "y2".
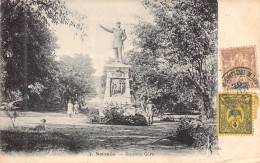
[{"x1": 100, "y1": 22, "x2": 127, "y2": 62}]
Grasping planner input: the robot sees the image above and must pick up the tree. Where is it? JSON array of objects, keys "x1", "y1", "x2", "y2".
[
  {"x1": 57, "y1": 54, "x2": 96, "y2": 106},
  {"x1": 0, "y1": 100, "x2": 22, "y2": 128},
  {"x1": 1, "y1": 0, "x2": 87, "y2": 107},
  {"x1": 126, "y1": 0, "x2": 217, "y2": 118}
]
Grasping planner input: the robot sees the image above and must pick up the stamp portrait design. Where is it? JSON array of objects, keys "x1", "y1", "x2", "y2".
[{"x1": 221, "y1": 46, "x2": 259, "y2": 91}]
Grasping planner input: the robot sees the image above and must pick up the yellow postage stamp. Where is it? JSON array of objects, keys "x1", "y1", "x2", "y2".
[{"x1": 217, "y1": 93, "x2": 258, "y2": 135}]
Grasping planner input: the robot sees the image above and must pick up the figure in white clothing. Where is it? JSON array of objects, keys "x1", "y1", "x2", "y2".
[
  {"x1": 67, "y1": 100, "x2": 73, "y2": 118},
  {"x1": 146, "y1": 99, "x2": 154, "y2": 126},
  {"x1": 73, "y1": 101, "x2": 79, "y2": 114}
]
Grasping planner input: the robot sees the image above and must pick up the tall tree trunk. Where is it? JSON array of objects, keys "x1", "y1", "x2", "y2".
[
  {"x1": 202, "y1": 92, "x2": 214, "y2": 119},
  {"x1": 0, "y1": 3, "x2": 3, "y2": 104},
  {"x1": 22, "y1": 8, "x2": 28, "y2": 111},
  {"x1": 187, "y1": 76, "x2": 214, "y2": 119}
]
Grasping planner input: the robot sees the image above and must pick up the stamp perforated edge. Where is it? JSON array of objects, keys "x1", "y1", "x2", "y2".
[
  {"x1": 216, "y1": 92, "x2": 258, "y2": 136},
  {"x1": 218, "y1": 45, "x2": 256, "y2": 50},
  {"x1": 218, "y1": 45, "x2": 259, "y2": 91}
]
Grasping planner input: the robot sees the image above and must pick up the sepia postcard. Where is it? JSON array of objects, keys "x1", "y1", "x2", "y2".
[{"x1": 0, "y1": 0, "x2": 259, "y2": 162}]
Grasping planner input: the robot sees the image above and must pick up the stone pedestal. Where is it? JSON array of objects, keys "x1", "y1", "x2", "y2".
[{"x1": 103, "y1": 62, "x2": 131, "y2": 105}]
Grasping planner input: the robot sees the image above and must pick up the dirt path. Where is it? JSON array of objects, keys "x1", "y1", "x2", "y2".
[{"x1": 0, "y1": 111, "x2": 198, "y2": 155}]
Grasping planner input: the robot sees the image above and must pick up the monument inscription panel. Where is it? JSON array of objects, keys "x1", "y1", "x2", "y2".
[
  {"x1": 110, "y1": 78, "x2": 126, "y2": 97},
  {"x1": 103, "y1": 62, "x2": 131, "y2": 105}
]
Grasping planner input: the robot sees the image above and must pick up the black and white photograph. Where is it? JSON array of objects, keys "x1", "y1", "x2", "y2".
[{"x1": 0, "y1": 0, "x2": 259, "y2": 162}]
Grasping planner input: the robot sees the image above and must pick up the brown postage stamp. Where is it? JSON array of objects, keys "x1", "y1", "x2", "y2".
[{"x1": 220, "y1": 46, "x2": 259, "y2": 91}]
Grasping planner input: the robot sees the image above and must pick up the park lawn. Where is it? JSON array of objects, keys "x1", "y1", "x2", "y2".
[{"x1": 0, "y1": 111, "x2": 197, "y2": 155}]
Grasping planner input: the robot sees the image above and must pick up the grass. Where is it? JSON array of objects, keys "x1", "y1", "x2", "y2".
[
  {"x1": 0, "y1": 130, "x2": 82, "y2": 153},
  {"x1": 0, "y1": 123, "x2": 189, "y2": 154},
  {"x1": 0, "y1": 111, "x2": 200, "y2": 154}
]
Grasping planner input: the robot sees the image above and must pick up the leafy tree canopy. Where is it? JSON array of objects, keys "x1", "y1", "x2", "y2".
[
  {"x1": 57, "y1": 54, "x2": 96, "y2": 105},
  {"x1": 126, "y1": 0, "x2": 217, "y2": 118},
  {"x1": 0, "y1": 0, "x2": 91, "y2": 110}
]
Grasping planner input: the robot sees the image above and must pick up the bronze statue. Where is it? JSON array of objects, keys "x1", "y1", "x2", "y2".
[{"x1": 100, "y1": 22, "x2": 127, "y2": 62}]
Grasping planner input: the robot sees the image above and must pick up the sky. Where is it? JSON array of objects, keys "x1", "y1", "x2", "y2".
[{"x1": 51, "y1": 0, "x2": 152, "y2": 76}]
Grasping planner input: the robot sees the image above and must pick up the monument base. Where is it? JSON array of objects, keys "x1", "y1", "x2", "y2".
[
  {"x1": 101, "y1": 62, "x2": 135, "y2": 116},
  {"x1": 103, "y1": 62, "x2": 131, "y2": 105}
]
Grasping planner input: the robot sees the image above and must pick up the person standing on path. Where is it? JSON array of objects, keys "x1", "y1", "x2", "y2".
[
  {"x1": 73, "y1": 101, "x2": 79, "y2": 115},
  {"x1": 146, "y1": 99, "x2": 154, "y2": 126},
  {"x1": 67, "y1": 100, "x2": 73, "y2": 118}
]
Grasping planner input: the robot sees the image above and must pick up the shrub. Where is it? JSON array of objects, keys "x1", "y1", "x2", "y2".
[
  {"x1": 0, "y1": 100, "x2": 22, "y2": 128},
  {"x1": 90, "y1": 115, "x2": 100, "y2": 123},
  {"x1": 103, "y1": 105, "x2": 147, "y2": 126},
  {"x1": 176, "y1": 118, "x2": 195, "y2": 145},
  {"x1": 131, "y1": 113, "x2": 147, "y2": 126},
  {"x1": 176, "y1": 118, "x2": 217, "y2": 149},
  {"x1": 103, "y1": 107, "x2": 130, "y2": 125}
]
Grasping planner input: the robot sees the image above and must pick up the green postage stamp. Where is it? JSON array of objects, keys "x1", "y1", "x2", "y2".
[{"x1": 217, "y1": 93, "x2": 258, "y2": 135}]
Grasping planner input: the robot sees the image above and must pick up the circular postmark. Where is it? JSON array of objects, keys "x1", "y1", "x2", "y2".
[{"x1": 222, "y1": 67, "x2": 259, "y2": 91}]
